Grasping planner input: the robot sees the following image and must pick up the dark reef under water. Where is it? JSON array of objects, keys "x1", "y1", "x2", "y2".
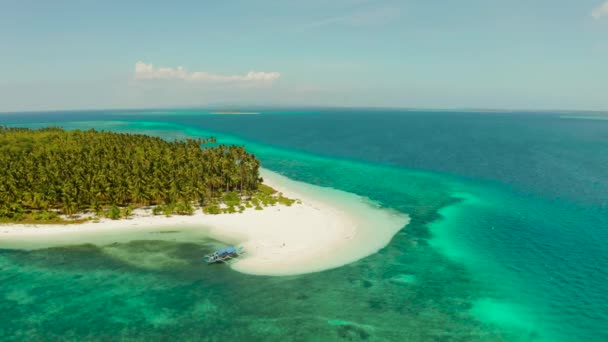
[{"x1": 1, "y1": 109, "x2": 607, "y2": 341}]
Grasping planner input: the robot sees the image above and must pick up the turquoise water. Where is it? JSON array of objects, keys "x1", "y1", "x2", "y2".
[{"x1": 1, "y1": 109, "x2": 607, "y2": 340}]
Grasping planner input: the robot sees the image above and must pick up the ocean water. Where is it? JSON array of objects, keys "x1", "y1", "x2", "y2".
[{"x1": 1, "y1": 109, "x2": 607, "y2": 341}]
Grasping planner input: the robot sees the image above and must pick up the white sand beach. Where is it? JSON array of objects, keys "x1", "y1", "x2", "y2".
[{"x1": 0, "y1": 169, "x2": 409, "y2": 276}]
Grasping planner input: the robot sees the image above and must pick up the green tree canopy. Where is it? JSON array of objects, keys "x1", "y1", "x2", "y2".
[{"x1": 0, "y1": 126, "x2": 262, "y2": 220}]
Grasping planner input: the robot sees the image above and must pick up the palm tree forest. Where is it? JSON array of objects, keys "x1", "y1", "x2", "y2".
[{"x1": 0, "y1": 126, "x2": 294, "y2": 223}]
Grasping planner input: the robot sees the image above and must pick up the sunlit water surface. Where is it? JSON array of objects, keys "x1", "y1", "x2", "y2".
[{"x1": 1, "y1": 109, "x2": 607, "y2": 341}]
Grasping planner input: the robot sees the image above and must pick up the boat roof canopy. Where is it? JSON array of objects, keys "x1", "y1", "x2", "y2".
[{"x1": 216, "y1": 247, "x2": 237, "y2": 254}]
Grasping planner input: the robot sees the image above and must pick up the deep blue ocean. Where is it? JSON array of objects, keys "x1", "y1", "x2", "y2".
[{"x1": 1, "y1": 109, "x2": 607, "y2": 341}]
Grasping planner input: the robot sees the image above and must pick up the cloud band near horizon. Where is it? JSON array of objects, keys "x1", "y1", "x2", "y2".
[{"x1": 134, "y1": 62, "x2": 281, "y2": 82}]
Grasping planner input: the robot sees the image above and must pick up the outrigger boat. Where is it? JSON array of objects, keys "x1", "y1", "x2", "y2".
[{"x1": 203, "y1": 246, "x2": 245, "y2": 264}]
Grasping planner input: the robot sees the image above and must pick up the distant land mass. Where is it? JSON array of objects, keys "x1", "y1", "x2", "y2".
[{"x1": 211, "y1": 111, "x2": 260, "y2": 115}]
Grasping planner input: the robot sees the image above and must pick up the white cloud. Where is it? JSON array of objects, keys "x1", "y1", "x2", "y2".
[
  {"x1": 134, "y1": 62, "x2": 281, "y2": 82},
  {"x1": 592, "y1": 1, "x2": 608, "y2": 19}
]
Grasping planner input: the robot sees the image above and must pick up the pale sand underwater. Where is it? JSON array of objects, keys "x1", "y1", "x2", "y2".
[{"x1": 0, "y1": 169, "x2": 409, "y2": 276}]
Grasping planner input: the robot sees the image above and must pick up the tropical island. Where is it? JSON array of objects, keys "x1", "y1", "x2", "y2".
[
  {"x1": 0, "y1": 126, "x2": 409, "y2": 276},
  {"x1": 0, "y1": 126, "x2": 293, "y2": 224}
]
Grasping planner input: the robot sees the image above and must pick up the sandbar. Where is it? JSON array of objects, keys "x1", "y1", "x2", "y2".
[{"x1": 0, "y1": 169, "x2": 409, "y2": 276}]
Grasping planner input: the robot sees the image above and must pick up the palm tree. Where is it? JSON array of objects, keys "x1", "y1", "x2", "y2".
[{"x1": 0, "y1": 126, "x2": 263, "y2": 221}]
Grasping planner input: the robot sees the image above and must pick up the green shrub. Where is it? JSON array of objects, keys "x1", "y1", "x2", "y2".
[
  {"x1": 278, "y1": 196, "x2": 295, "y2": 206},
  {"x1": 175, "y1": 202, "x2": 194, "y2": 215},
  {"x1": 121, "y1": 205, "x2": 133, "y2": 218},
  {"x1": 33, "y1": 210, "x2": 58, "y2": 221},
  {"x1": 106, "y1": 205, "x2": 121, "y2": 220},
  {"x1": 152, "y1": 206, "x2": 163, "y2": 215},
  {"x1": 203, "y1": 205, "x2": 221, "y2": 215},
  {"x1": 163, "y1": 204, "x2": 174, "y2": 217},
  {"x1": 223, "y1": 192, "x2": 241, "y2": 207},
  {"x1": 258, "y1": 184, "x2": 276, "y2": 196},
  {"x1": 91, "y1": 203, "x2": 103, "y2": 216},
  {"x1": 12, "y1": 212, "x2": 25, "y2": 221}
]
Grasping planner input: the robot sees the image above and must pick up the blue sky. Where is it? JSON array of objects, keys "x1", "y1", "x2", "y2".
[{"x1": 1, "y1": 0, "x2": 607, "y2": 112}]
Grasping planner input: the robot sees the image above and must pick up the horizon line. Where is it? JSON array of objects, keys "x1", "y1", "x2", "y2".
[{"x1": 1, "y1": 104, "x2": 607, "y2": 115}]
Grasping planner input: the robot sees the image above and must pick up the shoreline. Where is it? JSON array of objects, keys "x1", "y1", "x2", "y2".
[{"x1": 0, "y1": 169, "x2": 409, "y2": 276}]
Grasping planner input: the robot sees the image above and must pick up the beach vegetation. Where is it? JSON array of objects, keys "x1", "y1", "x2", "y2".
[
  {"x1": 223, "y1": 192, "x2": 241, "y2": 207},
  {"x1": 32, "y1": 210, "x2": 59, "y2": 221},
  {"x1": 278, "y1": 195, "x2": 296, "y2": 206},
  {"x1": 162, "y1": 205, "x2": 174, "y2": 217},
  {"x1": 152, "y1": 206, "x2": 164, "y2": 216},
  {"x1": 258, "y1": 184, "x2": 276, "y2": 196},
  {"x1": 175, "y1": 202, "x2": 194, "y2": 215},
  {"x1": 106, "y1": 205, "x2": 121, "y2": 220},
  {"x1": 0, "y1": 126, "x2": 298, "y2": 223},
  {"x1": 203, "y1": 205, "x2": 221, "y2": 215},
  {"x1": 121, "y1": 205, "x2": 134, "y2": 218}
]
